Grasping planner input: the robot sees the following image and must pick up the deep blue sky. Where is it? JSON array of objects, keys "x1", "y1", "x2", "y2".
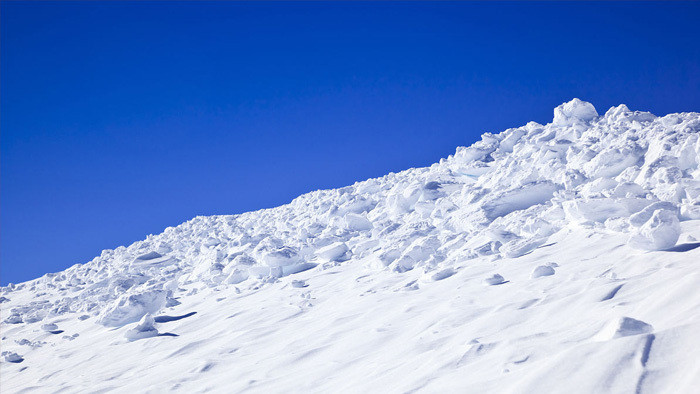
[{"x1": 2, "y1": 1, "x2": 699, "y2": 284}]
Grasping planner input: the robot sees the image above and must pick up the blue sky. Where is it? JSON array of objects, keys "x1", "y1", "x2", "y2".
[{"x1": 2, "y1": 1, "x2": 699, "y2": 285}]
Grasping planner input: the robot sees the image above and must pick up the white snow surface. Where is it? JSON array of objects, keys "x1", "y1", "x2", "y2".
[{"x1": 2, "y1": 99, "x2": 700, "y2": 393}]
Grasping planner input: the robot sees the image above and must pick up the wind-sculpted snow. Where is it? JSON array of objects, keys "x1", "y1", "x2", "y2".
[{"x1": 2, "y1": 99, "x2": 700, "y2": 393}]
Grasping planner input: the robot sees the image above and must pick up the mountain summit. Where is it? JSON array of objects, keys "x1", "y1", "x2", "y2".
[{"x1": 2, "y1": 100, "x2": 699, "y2": 393}]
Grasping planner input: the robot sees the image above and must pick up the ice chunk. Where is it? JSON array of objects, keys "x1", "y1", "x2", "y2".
[
  {"x1": 628, "y1": 209, "x2": 680, "y2": 251},
  {"x1": 553, "y1": 98, "x2": 598, "y2": 126}
]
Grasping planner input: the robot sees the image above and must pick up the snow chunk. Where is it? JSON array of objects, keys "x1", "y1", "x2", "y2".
[
  {"x1": 3, "y1": 352, "x2": 24, "y2": 363},
  {"x1": 553, "y1": 98, "x2": 598, "y2": 126},
  {"x1": 225, "y1": 268, "x2": 249, "y2": 284},
  {"x1": 629, "y1": 202, "x2": 678, "y2": 227},
  {"x1": 583, "y1": 147, "x2": 643, "y2": 179},
  {"x1": 134, "y1": 251, "x2": 162, "y2": 261},
  {"x1": 262, "y1": 247, "x2": 301, "y2": 267},
  {"x1": 429, "y1": 268, "x2": 456, "y2": 281},
  {"x1": 315, "y1": 242, "x2": 350, "y2": 262},
  {"x1": 483, "y1": 274, "x2": 506, "y2": 286},
  {"x1": 501, "y1": 237, "x2": 547, "y2": 258},
  {"x1": 563, "y1": 198, "x2": 629, "y2": 223},
  {"x1": 629, "y1": 209, "x2": 680, "y2": 251},
  {"x1": 481, "y1": 181, "x2": 558, "y2": 220},
  {"x1": 124, "y1": 313, "x2": 159, "y2": 341},
  {"x1": 344, "y1": 213, "x2": 373, "y2": 231},
  {"x1": 97, "y1": 290, "x2": 167, "y2": 327},
  {"x1": 41, "y1": 323, "x2": 59, "y2": 332},
  {"x1": 291, "y1": 279, "x2": 307, "y2": 288},
  {"x1": 594, "y1": 317, "x2": 653, "y2": 341},
  {"x1": 530, "y1": 265, "x2": 555, "y2": 278},
  {"x1": 4, "y1": 314, "x2": 23, "y2": 324}
]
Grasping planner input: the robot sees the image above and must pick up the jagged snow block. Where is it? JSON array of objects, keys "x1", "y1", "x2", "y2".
[
  {"x1": 628, "y1": 209, "x2": 680, "y2": 251},
  {"x1": 124, "y1": 313, "x2": 159, "y2": 341}
]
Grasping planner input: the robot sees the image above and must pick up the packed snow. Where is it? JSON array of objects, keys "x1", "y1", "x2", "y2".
[{"x1": 1, "y1": 99, "x2": 700, "y2": 393}]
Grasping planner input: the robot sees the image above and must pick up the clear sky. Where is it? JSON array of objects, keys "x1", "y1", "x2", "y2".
[{"x1": 1, "y1": 1, "x2": 699, "y2": 285}]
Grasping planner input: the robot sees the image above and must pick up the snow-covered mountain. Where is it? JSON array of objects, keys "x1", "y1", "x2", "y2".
[{"x1": 2, "y1": 99, "x2": 699, "y2": 393}]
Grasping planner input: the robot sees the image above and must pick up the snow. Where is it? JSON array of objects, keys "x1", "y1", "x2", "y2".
[{"x1": 1, "y1": 99, "x2": 700, "y2": 393}]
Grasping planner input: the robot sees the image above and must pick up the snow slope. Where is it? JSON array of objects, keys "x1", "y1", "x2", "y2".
[{"x1": 2, "y1": 99, "x2": 700, "y2": 393}]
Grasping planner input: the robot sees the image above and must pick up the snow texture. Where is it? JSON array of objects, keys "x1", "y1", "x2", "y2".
[{"x1": 2, "y1": 99, "x2": 700, "y2": 393}]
